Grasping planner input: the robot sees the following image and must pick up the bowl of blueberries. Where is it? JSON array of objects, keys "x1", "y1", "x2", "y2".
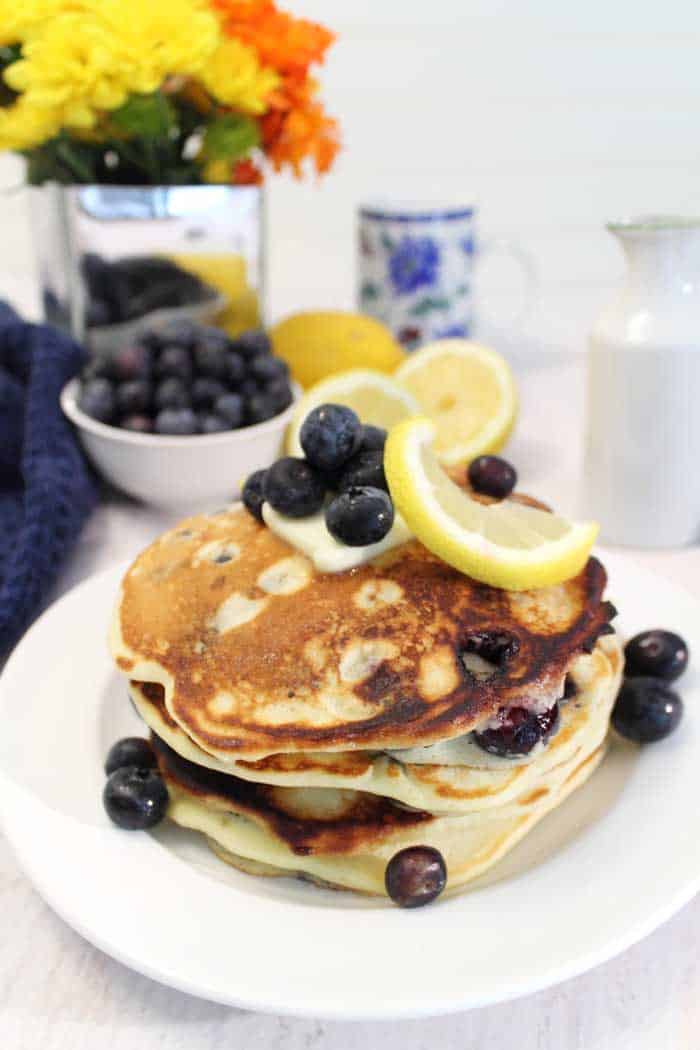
[{"x1": 61, "y1": 320, "x2": 298, "y2": 510}]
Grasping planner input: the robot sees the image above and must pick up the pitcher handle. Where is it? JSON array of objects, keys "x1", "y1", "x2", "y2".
[{"x1": 476, "y1": 237, "x2": 539, "y2": 334}]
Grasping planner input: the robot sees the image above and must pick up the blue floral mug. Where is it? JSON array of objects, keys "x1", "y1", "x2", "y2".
[{"x1": 357, "y1": 201, "x2": 537, "y2": 349}]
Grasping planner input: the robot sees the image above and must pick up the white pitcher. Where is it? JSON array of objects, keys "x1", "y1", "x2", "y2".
[{"x1": 584, "y1": 216, "x2": 700, "y2": 548}]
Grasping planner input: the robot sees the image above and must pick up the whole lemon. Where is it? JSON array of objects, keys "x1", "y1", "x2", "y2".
[{"x1": 270, "y1": 311, "x2": 404, "y2": 389}]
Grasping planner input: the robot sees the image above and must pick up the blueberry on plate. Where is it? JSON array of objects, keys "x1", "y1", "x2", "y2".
[
  {"x1": 338, "y1": 449, "x2": 388, "y2": 493},
  {"x1": 121, "y1": 414, "x2": 153, "y2": 433},
  {"x1": 215, "y1": 392, "x2": 244, "y2": 428},
  {"x1": 242, "y1": 469, "x2": 268, "y2": 522},
  {"x1": 198, "y1": 413, "x2": 229, "y2": 434},
  {"x1": 103, "y1": 765, "x2": 169, "y2": 830},
  {"x1": 154, "y1": 377, "x2": 190, "y2": 411},
  {"x1": 300, "y1": 403, "x2": 362, "y2": 472},
  {"x1": 156, "y1": 345, "x2": 193, "y2": 383},
  {"x1": 385, "y1": 846, "x2": 447, "y2": 908},
  {"x1": 249, "y1": 355, "x2": 289, "y2": 383},
  {"x1": 191, "y1": 376, "x2": 227, "y2": 410},
  {"x1": 154, "y1": 408, "x2": 198, "y2": 435},
  {"x1": 246, "y1": 392, "x2": 279, "y2": 425},
  {"x1": 624, "y1": 630, "x2": 689, "y2": 682},
  {"x1": 230, "y1": 328, "x2": 271, "y2": 359},
  {"x1": 468, "y1": 455, "x2": 517, "y2": 499},
  {"x1": 358, "y1": 424, "x2": 387, "y2": 453},
  {"x1": 116, "y1": 378, "x2": 151, "y2": 416},
  {"x1": 78, "y1": 377, "x2": 116, "y2": 423},
  {"x1": 224, "y1": 350, "x2": 246, "y2": 387},
  {"x1": 264, "y1": 457, "x2": 325, "y2": 518},
  {"x1": 612, "y1": 677, "x2": 683, "y2": 743},
  {"x1": 325, "y1": 485, "x2": 394, "y2": 546},
  {"x1": 105, "y1": 737, "x2": 157, "y2": 776},
  {"x1": 474, "y1": 703, "x2": 559, "y2": 757}
]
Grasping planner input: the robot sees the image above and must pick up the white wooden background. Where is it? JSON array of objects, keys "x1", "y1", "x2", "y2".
[{"x1": 2, "y1": 0, "x2": 700, "y2": 352}]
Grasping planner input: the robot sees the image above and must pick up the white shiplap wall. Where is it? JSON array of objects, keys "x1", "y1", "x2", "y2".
[{"x1": 1, "y1": 0, "x2": 700, "y2": 354}]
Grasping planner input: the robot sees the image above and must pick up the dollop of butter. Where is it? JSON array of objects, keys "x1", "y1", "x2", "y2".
[{"x1": 262, "y1": 503, "x2": 413, "y2": 573}]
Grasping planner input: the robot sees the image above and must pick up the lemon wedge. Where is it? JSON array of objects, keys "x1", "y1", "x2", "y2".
[
  {"x1": 394, "y1": 339, "x2": 518, "y2": 465},
  {"x1": 286, "y1": 369, "x2": 419, "y2": 457},
  {"x1": 385, "y1": 417, "x2": 598, "y2": 590}
]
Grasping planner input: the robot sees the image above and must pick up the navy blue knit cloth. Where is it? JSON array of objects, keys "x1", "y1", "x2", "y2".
[{"x1": 0, "y1": 302, "x2": 98, "y2": 656}]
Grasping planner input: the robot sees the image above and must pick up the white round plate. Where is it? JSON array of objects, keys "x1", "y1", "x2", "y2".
[{"x1": 0, "y1": 555, "x2": 698, "y2": 1020}]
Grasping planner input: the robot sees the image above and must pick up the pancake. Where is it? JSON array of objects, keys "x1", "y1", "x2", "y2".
[
  {"x1": 155, "y1": 731, "x2": 609, "y2": 897},
  {"x1": 131, "y1": 633, "x2": 622, "y2": 814},
  {"x1": 111, "y1": 504, "x2": 615, "y2": 759}
]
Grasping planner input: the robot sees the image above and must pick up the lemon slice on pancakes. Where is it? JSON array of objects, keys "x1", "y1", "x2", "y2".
[
  {"x1": 395, "y1": 339, "x2": 517, "y2": 465},
  {"x1": 286, "y1": 369, "x2": 419, "y2": 457},
  {"x1": 385, "y1": 417, "x2": 598, "y2": 591}
]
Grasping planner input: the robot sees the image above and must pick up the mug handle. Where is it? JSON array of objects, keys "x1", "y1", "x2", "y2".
[{"x1": 475, "y1": 237, "x2": 539, "y2": 334}]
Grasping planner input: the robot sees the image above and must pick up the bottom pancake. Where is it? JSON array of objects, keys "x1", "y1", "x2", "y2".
[{"x1": 156, "y1": 730, "x2": 610, "y2": 897}]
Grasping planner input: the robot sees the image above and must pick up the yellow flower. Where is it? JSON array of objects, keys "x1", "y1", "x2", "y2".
[
  {"x1": 0, "y1": 0, "x2": 65, "y2": 46},
  {"x1": 88, "y1": 0, "x2": 220, "y2": 92},
  {"x1": 200, "y1": 38, "x2": 279, "y2": 115},
  {"x1": 5, "y1": 13, "x2": 131, "y2": 128},
  {"x1": 3, "y1": 0, "x2": 220, "y2": 130},
  {"x1": 203, "y1": 158, "x2": 231, "y2": 183},
  {"x1": 0, "y1": 93, "x2": 61, "y2": 150}
]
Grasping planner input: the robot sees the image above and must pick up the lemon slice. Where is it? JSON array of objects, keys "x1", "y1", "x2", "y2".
[
  {"x1": 271, "y1": 311, "x2": 405, "y2": 388},
  {"x1": 385, "y1": 417, "x2": 598, "y2": 590},
  {"x1": 286, "y1": 369, "x2": 420, "y2": 457},
  {"x1": 394, "y1": 339, "x2": 518, "y2": 465}
]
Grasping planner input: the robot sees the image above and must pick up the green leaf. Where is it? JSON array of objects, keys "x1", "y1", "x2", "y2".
[
  {"x1": 111, "y1": 93, "x2": 176, "y2": 139},
  {"x1": 202, "y1": 114, "x2": 259, "y2": 162}
]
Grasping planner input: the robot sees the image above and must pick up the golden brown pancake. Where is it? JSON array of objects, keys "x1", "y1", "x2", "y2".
[{"x1": 111, "y1": 505, "x2": 615, "y2": 759}]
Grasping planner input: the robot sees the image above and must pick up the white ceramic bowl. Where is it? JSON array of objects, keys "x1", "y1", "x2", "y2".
[{"x1": 60, "y1": 377, "x2": 299, "y2": 512}]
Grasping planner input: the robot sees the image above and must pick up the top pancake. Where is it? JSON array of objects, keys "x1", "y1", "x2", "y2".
[{"x1": 111, "y1": 503, "x2": 614, "y2": 759}]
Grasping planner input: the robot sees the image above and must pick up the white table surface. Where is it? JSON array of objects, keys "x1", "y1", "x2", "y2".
[{"x1": 2, "y1": 355, "x2": 700, "y2": 1049}]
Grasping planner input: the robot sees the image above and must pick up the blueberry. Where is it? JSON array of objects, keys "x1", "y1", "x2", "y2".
[
  {"x1": 215, "y1": 392, "x2": 244, "y2": 428},
  {"x1": 193, "y1": 327, "x2": 230, "y2": 379},
  {"x1": 250, "y1": 355, "x2": 289, "y2": 383},
  {"x1": 242, "y1": 468, "x2": 268, "y2": 522},
  {"x1": 246, "y1": 392, "x2": 279, "y2": 425},
  {"x1": 325, "y1": 486, "x2": 394, "y2": 546},
  {"x1": 624, "y1": 630, "x2": 689, "y2": 683},
  {"x1": 358, "y1": 424, "x2": 387, "y2": 453},
  {"x1": 81, "y1": 354, "x2": 112, "y2": 381},
  {"x1": 149, "y1": 319, "x2": 197, "y2": 350},
  {"x1": 474, "y1": 703, "x2": 559, "y2": 757},
  {"x1": 239, "y1": 377, "x2": 260, "y2": 398},
  {"x1": 300, "y1": 403, "x2": 362, "y2": 472},
  {"x1": 198, "y1": 413, "x2": 230, "y2": 434},
  {"x1": 612, "y1": 677, "x2": 683, "y2": 743},
  {"x1": 230, "y1": 328, "x2": 271, "y2": 359},
  {"x1": 224, "y1": 350, "x2": 246, "y2": 387},
  {"x1": 78, "y1": 377, "x2": 116, "y2": 423},
  {"x1": 121, "y1": 414, "x2": 153, "y2": 433},
  {"x1": 116, "y1": 378, "x2": 151, "y2": 416},
  {"x1": 385, "y1": 846, "x2": 447, "y2": 908},
  {"x1": 265, "y1": 378, "x2": 294, "y2": 413},
  {"x1": 105, "y1": 737, "x2": 157, "y2": 776},
  {"x1": 109, "y1": 344, "x2": 152, "y2": 382},
  {"x1": 468, "y1": 455, "x2": 517, "y2": 499},
  {"x1": 264, "y1": 457, "x2": 325, "y2": 518},
  {"x1": 103, "y1": 765, "x2": 169, "y2": 830},
  {"x1": 155, "y1": 408, "x2": 198, "y2": 435},
  {"x1": 192, "y1": 376, "x2": 227, "y2": 410},
  {"x1": 154, "y1": 377, "x2": 190, "y2": 411},
  {"x1": 338, "y1": 450, "x2": 388, "y2": 493},
  {"x1": 156, "y1": 345, "x2": 193, "y2": 383}
]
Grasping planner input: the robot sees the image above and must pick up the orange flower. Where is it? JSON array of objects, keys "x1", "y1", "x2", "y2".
[
  {"x1": 212, "y1": 0, "x2": 334, "y2": 78},
  {"x1": 262, "y1": 75, "x2": 339, "y2": 177},
  {"x1": 233, "y1": 156, "x2": 263, "y2": 184}
]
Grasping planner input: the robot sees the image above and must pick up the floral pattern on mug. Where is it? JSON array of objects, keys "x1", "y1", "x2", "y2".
[{"x1": 388, "y1": 236, "x2": 440, "y2": 295}]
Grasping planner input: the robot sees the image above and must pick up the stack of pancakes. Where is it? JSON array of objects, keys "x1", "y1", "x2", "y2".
[{"x1": 110, "y1": 503, "x2": 622, "y2": 897}]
